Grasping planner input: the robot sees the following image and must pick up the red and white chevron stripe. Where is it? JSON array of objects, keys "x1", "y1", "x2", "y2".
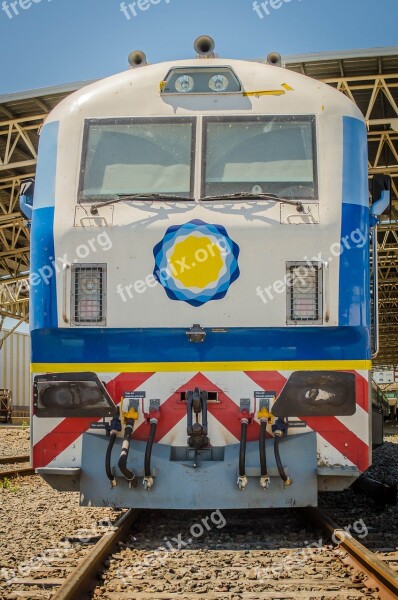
[{"x1": 32, "y1": 369, "x2": 370, "y2": 473}]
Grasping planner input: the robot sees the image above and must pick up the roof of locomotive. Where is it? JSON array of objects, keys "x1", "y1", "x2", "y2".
[{"x1": 45, "y1": 57, "x2": 364, "y2": 124}]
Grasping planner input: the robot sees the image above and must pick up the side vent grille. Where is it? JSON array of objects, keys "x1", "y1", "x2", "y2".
[{"x1": 286, "y1": 262, "x2": 323, "y2": 324}]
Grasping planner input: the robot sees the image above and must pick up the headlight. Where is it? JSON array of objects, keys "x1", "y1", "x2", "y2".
[
  {"x1": 209, "y1": 74, "x2": 229, "y2": 92},
  {"x1": 272, "y1": 371, "x2": 356, "y2": 417},
  {"x1": 33, "y1": 373, "x2": 118, "y2": 418},
  {"x1": 175, "y1": 75, "x2": 194, "y2": 93}
]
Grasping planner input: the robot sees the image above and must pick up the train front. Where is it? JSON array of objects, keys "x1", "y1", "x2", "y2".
[{"x1": 26, "y1": 38, "x2": 380, "y2": 508}]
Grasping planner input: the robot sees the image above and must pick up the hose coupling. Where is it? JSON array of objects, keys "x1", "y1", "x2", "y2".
[
  {"x1": 105, "y1": 415, "x2": 122, "y2": 436},
  {"x1": 272, "y1": 416, "x2": 288, "y2": 437},
  {"x1": 257, "y1": 407, "x2": 272, "y2": 422},
  {"x1": 143, "y1": 475, "x2": 154, "y2": 491},
  {"x1": 127, "y1": 475, "x2": 138, "y2": 489},
  {"x1": 237, "y1": 474, "x2": 248, "y2": 490},
  {"x1": 260, "y1": 475, "x2": 270, "y2": 489}
]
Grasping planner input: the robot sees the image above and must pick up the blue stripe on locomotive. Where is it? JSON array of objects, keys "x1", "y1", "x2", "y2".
[
  {"x1": 339, "y1": 117, "x2": 370, "y2": 334},
  {"x1": 31, "y1": 326, "x2": 369, "y2": 363},
  {"x1": 30, "y1": 121, "x2": 59, "y2": 331}
]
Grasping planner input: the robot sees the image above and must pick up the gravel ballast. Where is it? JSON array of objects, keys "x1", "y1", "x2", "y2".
[
  {"x1": 0, "y1": 427, "x2": 30, "y2": 459},
  {"x1": 0, "y1": 428, "x2": 397, "y2": 599},
  {"x1": 0, "y1": 428, "x2": 120, "y2": 598}
]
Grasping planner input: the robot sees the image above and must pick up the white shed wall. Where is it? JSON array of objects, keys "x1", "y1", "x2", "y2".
[{"x1": 0, "y1": 329, "x2": 30, "y2": 411}]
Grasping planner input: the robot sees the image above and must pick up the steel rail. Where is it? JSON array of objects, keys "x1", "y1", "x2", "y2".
[
  {"x1": 0, "y1": 466, "x2": 34, "y2": 480},
  {"x1": 52, "y1": 508, "x2": 141, "y2": 600},
  {"x1": 306, "y1": 507, "x2": 398, "y2": 599},
  {"x1": 0, "y1": 454, "x2": 30, "y2": 464}
]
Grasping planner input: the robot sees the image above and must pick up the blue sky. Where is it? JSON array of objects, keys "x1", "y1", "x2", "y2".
[{"x1": 0, "y1": 0, "x2": 397, "y2": 95}]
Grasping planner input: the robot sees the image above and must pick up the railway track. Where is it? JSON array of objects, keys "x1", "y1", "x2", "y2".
[
  {"x1": 2, "y1": 507, "x2": 398, "y2": 600},
  {"x1": 0, "y1": 455, "x2": 30, "y2": 465},
  {"x1": 2, "y1": 510, "x2": 135, "y2": 600},
  {"x1": 0, "y1": 467, "x2": 34, "y2": 481},
  {"x1": 0, "y1": 456, "x2": 34, "y2": 481},
  {"x1": 307, "y1": 507, "x2": 398, "y2": 600}
]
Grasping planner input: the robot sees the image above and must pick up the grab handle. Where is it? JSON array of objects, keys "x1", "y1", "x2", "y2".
[
  {"x1": 323, "y1": 260, "x2": 330, "y2": 323},
  {"x1": 371, "y1": 228, "x2": 379, "y2": 358},
  {"x1": 62, "y1": 263, "x2": 70, "y2": 323}
]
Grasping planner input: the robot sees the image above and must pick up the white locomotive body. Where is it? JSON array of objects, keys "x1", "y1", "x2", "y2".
[{"x1": 26, "y1": 39, "x2": 380, "y2": 508}]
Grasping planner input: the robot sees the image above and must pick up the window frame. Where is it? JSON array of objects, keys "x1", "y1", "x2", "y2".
[
  {"x1": 201, "y1": 115, "x2": 318, "y2": 200},
  {"x1": 78, "y1": 116, "x2": 197, "y2": 203}
]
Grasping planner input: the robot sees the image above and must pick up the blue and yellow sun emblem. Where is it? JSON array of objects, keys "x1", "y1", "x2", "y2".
[{"x1": 153, "y1": 220, "x2": 240, "y2": 307}]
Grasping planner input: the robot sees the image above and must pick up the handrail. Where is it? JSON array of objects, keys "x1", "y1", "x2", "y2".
[
  {"x1": 322, "y1": 260, "x2": 330, "y2": 323},
  {"x1": 371, "y1": 227, "x2": 379, "y2": 358},
  {"x1": 62, "y1": 263, "x2": 70, "y2": 323}
]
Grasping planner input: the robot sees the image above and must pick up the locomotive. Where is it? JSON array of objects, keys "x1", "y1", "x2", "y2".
[{"x1": 20, "y1": 37, "x2": 391, "y2": 508}]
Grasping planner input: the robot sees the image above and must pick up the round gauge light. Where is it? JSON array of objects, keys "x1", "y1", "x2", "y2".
[
  {"x1": 209, "y1": 74, "x2": 229, "y2": 92},
  {"x1": 294, "y1": 274, "x2": 314, "y2": 293},
  {"x1": 80, "y1": 276, "x2": 99, "y2": 294},
  {"x1": 175, "y1": 75, "x2": 194, "y2": 93},
  {"x1": 78, "y1": 299, "x2": 100, "y2": 320}
]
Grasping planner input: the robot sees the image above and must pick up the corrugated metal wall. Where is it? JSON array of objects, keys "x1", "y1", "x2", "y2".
[{"x1": 0, "y1": 330, "x2": 30, "y2": 411}]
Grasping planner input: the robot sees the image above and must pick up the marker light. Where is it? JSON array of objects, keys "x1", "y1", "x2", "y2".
[
  {"x1": 175, "y1": 75, "x2": 194, "y2": 93},
  {"x1": 78, "y1": 298, "x2": 101, "y2": 321},
  {"x1": 161, "y1": 67, "x2": 241, "y2": 95},
  {"x1": 209, "y1": 74, "x2": 229, "y2": 92},
  {"x1": 80, "y1": 274, "x2": 99, "y2": 293}
]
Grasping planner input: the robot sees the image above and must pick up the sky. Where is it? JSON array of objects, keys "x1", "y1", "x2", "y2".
[{"x1": 0, "y1": 0, "x2": 397, "y2": 95}]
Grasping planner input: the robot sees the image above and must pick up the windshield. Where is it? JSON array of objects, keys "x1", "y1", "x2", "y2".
[
  {"x1": 202, "y1": 116, "x2": 317, "y2": 199},
  {"x1": 79, "y1": 117, "x2": 196, "y2": 201}
]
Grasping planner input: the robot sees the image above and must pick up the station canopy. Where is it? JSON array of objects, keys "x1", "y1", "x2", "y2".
[{"x1": 0, "y1": 48, "x2": 397, "y2": 366}]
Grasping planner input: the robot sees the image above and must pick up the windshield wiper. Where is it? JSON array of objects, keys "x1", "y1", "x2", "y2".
[
  {"x1": 200, "y1": 192, "x2": 304, "y2": 209},
  {"x1": 89, "y1": 193, "x2": 192, "y2": 213}
]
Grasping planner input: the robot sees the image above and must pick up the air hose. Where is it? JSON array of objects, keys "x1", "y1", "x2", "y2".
[
  {"x1": 259, "y1": 420, "x2": 267, "y2": 476},
  {"x1": 118, "y1": 422, "x2": 138, "y2": 486},
  {"x1": 105, "y1": 416, "x2": 121, "y2": 486},
  {"x1": 259, "y1": 419, "x2": 270, "y2": 489},
  {"x1": 239, "y1": 419, "x2": 248, "y2": 477},
  {"x1": 144, "y1": 421, "x2": 157, "y2": 478},
  {"x1": 274, "y1": 434, "x2": 292, "y2": 486},
  {"x1": 237, "y1": 417, "x2": 248, "y2": 490},
  {"x1": 105, "y1": 432, "x2": 117, "y2": 484}
]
